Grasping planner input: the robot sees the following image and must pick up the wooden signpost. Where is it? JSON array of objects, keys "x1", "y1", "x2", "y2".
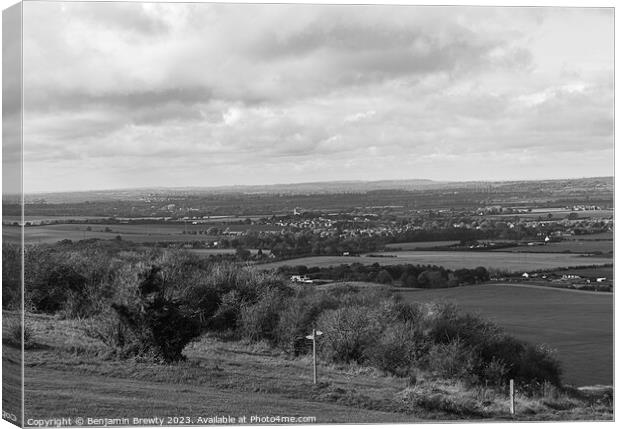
[
  {"x1": 305, "y1": 329, "x2": 323, "y2": 384},
  {"x1": 510, "y1": 379, "x2": 515, "y2": 415}
]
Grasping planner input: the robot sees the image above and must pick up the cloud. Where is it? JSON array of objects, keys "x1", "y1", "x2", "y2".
[
  {"x1": 18, "y1": 3, "x2": 614, "y2": 192},
  {"x1": 344, "y1": 111, "x2": 376, "y2": 123}
]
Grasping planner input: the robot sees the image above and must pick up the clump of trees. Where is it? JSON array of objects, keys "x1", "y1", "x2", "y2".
[{"x1": 276, "y1": 263, "x2": 490, "y2": 288}]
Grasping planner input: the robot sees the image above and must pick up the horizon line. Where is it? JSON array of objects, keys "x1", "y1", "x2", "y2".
[{"x1": 8, "y1": 174, "x2": 613, "y2": 197}]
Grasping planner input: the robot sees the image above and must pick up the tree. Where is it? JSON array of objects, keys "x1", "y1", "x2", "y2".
[
  {"x1": 111, "y1": 266, "x2": 200, "y2": 362},
  {"x1": 235, "y1": 247, "x2": 251, "y2": 260},
  {"x1": 417, "y1": 270, "x2": 447, "y2": 288},
  {"x1": 376, "y1": 269, "x2": 393, "y2": 285}
]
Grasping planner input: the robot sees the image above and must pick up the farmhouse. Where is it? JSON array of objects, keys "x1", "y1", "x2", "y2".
[{"x1": 290, "y1": 275, "x2": 313, "y2": 283}]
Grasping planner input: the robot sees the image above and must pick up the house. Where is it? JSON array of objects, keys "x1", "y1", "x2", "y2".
[
  {"x1": 522, "y1": 272, "x2": 530, "y2": 279},
  {"x1": 291, "y1": 275, "x2": 313, "y2": 283}
]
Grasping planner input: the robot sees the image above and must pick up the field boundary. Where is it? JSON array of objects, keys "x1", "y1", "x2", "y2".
[{"x1": 487, "y1": 282, "x2": 613, "y2": 296}]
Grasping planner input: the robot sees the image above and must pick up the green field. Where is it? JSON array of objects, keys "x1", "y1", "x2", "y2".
[
  {"x1": 567, "y1": 232, "x2": 613, "y2": 241},
  {"x1": 3, "y1": 222, "x2": 282, "y2": 244},
  {"x1": 3, "y1": 224, "x2": 221, "y2": 244},
  {"x1": 385, "y1": 241, "x2": 460, "y2": 250},
  {"x1": 397, "y1": 284, "x2": 613, "y2": 386},
  {"x1": 490, "y1": 210, "x2": 613, "y2": 220},
  {"x1": 258, "y1": 252, "x2": 612, "y2": 272},
  {"x1": 496, "y1": 240, "x2": 613, "y2": 254},
  {"x1": 3, "y1": 215, "x2": 109, "y2": 223}
]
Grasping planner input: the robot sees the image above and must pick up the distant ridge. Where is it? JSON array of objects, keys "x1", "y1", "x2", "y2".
[{"x1": 12, "y1": 176, "x2": 613, "y2": 204}]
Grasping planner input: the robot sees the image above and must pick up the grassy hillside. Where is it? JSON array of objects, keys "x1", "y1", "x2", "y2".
[
  {"x1": 6, "y1": 240, "x2": 613, "y2": 423},
  {"x1": 14, "y1": 312, "x2": 613, "y2": 422}
]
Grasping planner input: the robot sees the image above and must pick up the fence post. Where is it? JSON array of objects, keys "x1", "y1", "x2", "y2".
[{"x1": 509, "y1": 379, "x2": 515, "y2": 415}]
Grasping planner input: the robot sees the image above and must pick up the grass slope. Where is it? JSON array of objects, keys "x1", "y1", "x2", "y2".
[{"x1": 8, "y1": 312, "x2": 613, "y2": 423}]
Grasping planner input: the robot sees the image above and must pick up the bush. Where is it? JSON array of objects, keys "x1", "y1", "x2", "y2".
[
  {"x1": 210, "y1": 290, "x2": 243, "y2": 331},
  {"x1": 2, "y1": 244, "x2": 21, "y2": 310},
  {"x1": 481, "y1": 358, "x2": 509, "y2": 387},
  {"x1": 275, "y1": 289, "x2": 339, "y2": 354},
  {"x1": 28, "y1": 264, "x2": 87, "y2": 315},
  {"x1": 4, "y1": 320, "x2": 35, "y2": 349},
  {"x1": 364, "y1": 321, "x2": 428, "y2": 376},
  {"x1": 111, "y1": 266, "x2": 200, "y2": 362},
  {"x1": 412, "y1": 392, "x2": 484, "y2": 417},
  {"x1": 317, "y1": 305, "x2": 382, "y2": 363},
  {"x1": 426, "y1": 338, "x2": 479, "y2": 383},
  {"x1": 238, "y1": 289, "x2": 284, "y2": 342},
  {"x1": 421, "y1": 303, "x2": 562, "y2": 387},
  {"x1": 516, "y1": 344, "x2": 562, "y2": 387}
]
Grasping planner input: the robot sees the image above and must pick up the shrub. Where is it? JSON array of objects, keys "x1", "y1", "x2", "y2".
[
  {"x1": 275, "y1": 289, "x2": 339, "y2": 354},
  {"x1": 238, "y1": 289, "x2": 284, "y2": 342},
  {"x1": 2, "y1": 244, "x2": 21, "y2": 310},
  {"x1": 111, "y1": 266, "x2": 200, "y2": 362},
  {"x1": 28, "y1": 264, "x2": 87, "y2": 315},
  {"x1": 426, "y1": 303, "x2": 501, "y2": 347},
  {"x1": 412, "y1": 392, "x2": 484, "y2": 417},
  {"x1": 317, "y1": 305, "x2": 382, "y2": 363},
  {"x1": 481, "y1": 358, "x2": 509, "y2": 387},
  {"x1": 426, "y1": 338, "x2": 479, "y2": 383},
  {"x1": 364, "y1": 321, "x2": 428, "y2": 376},
  {"x1": 4, "y1": 320, "x2": 35, "y2": 349},
  {"x1": 210, "y1": 290, "x2": 243, "y2": 331},
  {"x1": 516, "y1": 344, "x2": 562, "y2": 387},
  {"x1": 330, "y1": 285, "x2": 393, "y2": 308}
]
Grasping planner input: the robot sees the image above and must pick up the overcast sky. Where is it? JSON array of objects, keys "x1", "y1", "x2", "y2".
[{"x1": 18, "y1": 2, "x2": 613, "y2": 193}]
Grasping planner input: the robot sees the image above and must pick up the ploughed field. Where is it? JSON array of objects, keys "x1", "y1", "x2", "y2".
[
  {"x1": 258, "y1": 252, "x2": 612, "y2": 272},
  {"x1": 397, "y1": 284, "x2": 613, "y2": 387}
]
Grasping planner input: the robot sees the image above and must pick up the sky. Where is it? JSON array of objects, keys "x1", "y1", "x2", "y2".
[{"x1": 11, "y1": 1, "x2": 615, "y2": 192}]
